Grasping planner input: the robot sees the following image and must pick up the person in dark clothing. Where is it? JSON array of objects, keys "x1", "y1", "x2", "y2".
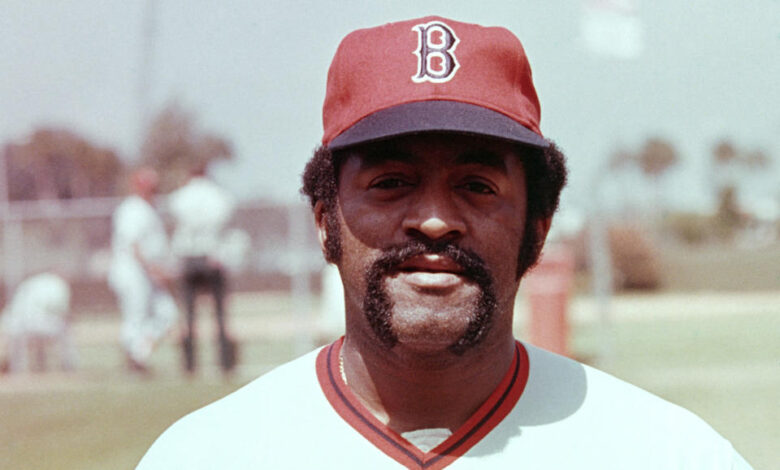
[{"x1": 168, "y1": 165, "x2": 237, "y2": 374}]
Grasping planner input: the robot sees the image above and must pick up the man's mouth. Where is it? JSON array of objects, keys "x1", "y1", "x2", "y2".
[
  {"x1": 397, "y1": 254, "x2": 464, "y2": 274},
  {"x1": 393, "y1": 254, "x2": 467, "y2": 290}
]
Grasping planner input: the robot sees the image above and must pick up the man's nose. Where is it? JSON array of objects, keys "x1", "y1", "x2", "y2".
[{"x1": 402, "y1": 186, "x2": 466, "y2": 242}]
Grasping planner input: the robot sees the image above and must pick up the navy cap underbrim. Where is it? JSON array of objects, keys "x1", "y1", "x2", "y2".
[{"x1": 328, "y1": 100, "x2": 549, "y2": 151}]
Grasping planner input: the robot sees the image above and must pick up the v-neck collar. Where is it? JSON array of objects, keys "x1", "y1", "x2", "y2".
[{"x1": 316, "y1": 338, "x2": 529, "y2": 469}]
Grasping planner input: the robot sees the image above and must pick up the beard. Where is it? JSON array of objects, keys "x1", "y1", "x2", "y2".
[{"x1": 361, "y1": 239, "x2": 498, "y2": 356}]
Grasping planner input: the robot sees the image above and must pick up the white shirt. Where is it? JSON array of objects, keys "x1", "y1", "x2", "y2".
[
  {"x1": 1, "y1": 272, "x2": 70, "y2": 336},
  {"x1": 108, "y1": 195, "x2": 169, "y2": 288},
  {"x1": 167, "y1": 177, "x2": 236, "y2": 258},
  {"x1": 137, "y1": 340, "x2": 753, "y2": 470}
]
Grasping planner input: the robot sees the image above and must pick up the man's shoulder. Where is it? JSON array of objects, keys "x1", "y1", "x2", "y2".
[
  {"x1": 115, "y1": 196, "x2": 155, "y2": 221},
  {"x1": 520, "y1": 342, "x2": 711, "y2": 426},
  {"x1": 136, "y1": 347, "x2": 328, "y2": 469},
  {"x1": 168, "y1": 178, "x2": 235, "y2": 219},
  {"x1": 171, "y1": 178, "x2": 231, "y2": 202},
  {"x1": 506, "y1": 343, "x2": 749, "y2": 469},
  {"x1": 167, "y1": 347, "x2": 321, "y2": 425}
]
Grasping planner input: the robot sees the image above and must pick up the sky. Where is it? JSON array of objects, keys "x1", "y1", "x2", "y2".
[{"x1": 1, "y1": 0, "x2": 778, "y2": 221}]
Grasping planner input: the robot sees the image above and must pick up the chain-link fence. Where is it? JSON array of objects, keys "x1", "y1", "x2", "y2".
[{"x1": 0, "y1": 197, "x2": 323, "y2": 312}]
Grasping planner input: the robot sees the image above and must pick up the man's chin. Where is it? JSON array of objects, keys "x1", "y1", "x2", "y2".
[
  {"x1": 386, "y1": 335, "x2": 471, "y2": 366},
  {"x1": 386, "y1": 274, "x2": 482, "y2": 307},
  {"x1": 386, "y1": 310, "x2": 474, "y2": 352}
]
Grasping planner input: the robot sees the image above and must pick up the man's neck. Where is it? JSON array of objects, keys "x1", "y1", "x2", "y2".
[
  {"x1": 340, "y1": 331, "x2": 516, "y2": 434},
  {"x1": 136, "y1": 192, "x2": 154, "y2": 204}
]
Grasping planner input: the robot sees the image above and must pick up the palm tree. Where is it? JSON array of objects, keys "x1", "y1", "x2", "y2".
[
  {"x1": 638, "y1": 137, "x2": 678, "y2": 180},
  {"x1": 637, "y1": 137, "x2": 679, "y2": 228}
]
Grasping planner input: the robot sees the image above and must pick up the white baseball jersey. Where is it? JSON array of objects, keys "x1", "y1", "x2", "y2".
[
  {"x1": 108, "y1": 195, "x2": 177, "y2": 363},
  {"x1": 167, "y1": 177, "x2": 236, "y2": 259},
  {"x1": 1, "y1": 272, "x2": 70, "y2": 337},
  {"x1": 137, "y1": 339, "x2": 753, "y2": 469},
  {"x1": 108, "y1": 195, "x2": 171, "y2": 290},
  {"x1": 1, "y1": 272, "x2": 75, "y2": 372}
]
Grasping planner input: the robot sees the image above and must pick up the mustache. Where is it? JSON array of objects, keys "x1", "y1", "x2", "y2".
[
  {"x1": 363, "y1": 239, "x2": 498, "y2": 354},
  {"x1": 365, "y1": 239, "x2": 492, "y2": 285},
  {"x1": 362, "y1": 239, "x2": 498, "y2": 354}
]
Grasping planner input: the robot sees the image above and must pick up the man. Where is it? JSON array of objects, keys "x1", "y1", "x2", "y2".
[
  {"x1": 168, "y1": 163, "x2": 238, "y2": 375},
  {"x1": 109, "y1": 167, "x2": 178, "y2": 374},
  {"x1": 1, "y1": 272, "x2": 75, "y2": 373},
  {"x1": 137, "y1": 16, "x2": 752, "y2": 469}
]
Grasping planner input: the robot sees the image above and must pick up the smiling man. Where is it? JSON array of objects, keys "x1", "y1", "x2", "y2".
[{"x1": 137, "y1": 16, "x2": 752, "y2": 470}]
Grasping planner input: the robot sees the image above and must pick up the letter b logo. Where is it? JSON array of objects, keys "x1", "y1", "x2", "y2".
[{"x1": 412, "y1": 21, "x2": 460, "y2": 83}]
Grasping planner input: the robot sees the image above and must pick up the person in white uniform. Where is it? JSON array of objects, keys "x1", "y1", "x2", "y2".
[
  {"x1": 1, "y1": 272, "x2": 75, "y2": 373},
  {"x1": 137, "y1": 16, "x2": 753, "y2": 469},
  {"x1": 108, "y1": 167, "x2": 178, "y2": 373},
  {"x1": 168, "y1": 164, "x2": 238, "y2": 374}
]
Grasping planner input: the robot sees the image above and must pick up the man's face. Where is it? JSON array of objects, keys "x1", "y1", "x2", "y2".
[
  {"x1": 133, "y1": 169, "x2": 159, "y2": 199},
  {"x1": 321, "y1": 133, "x2": 534, "y2": 355}
]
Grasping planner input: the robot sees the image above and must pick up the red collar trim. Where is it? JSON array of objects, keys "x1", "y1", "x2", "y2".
[{"x1": 316, "y1": 338, "x2": 529, "y2": 469}]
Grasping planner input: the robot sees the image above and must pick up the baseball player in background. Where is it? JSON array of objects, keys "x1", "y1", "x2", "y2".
[
  {"x1": 137, "y1": 16, "x2": 753, "y2": 469},
  {"x1": 1, "y1": 271, "x2": 75, "y2": 373},
  {"x1": 108, "y1": 167, "x2": 178, "y2": 374},
  {"x1": 168, "y1": 163, "x2": 238, "y2": 375}
]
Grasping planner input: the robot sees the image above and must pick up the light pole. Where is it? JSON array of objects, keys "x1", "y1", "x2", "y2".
[{"x1": 137, "y1": 0, "x2": 158, "y2": 159}]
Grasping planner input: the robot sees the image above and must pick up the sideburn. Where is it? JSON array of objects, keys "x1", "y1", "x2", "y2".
[
  {"x1": 323, "y1": 205, "x2": 342, "y2": 263},
  {"x1": 516, "y1": 220, "x2": 543, "y2": 280}
]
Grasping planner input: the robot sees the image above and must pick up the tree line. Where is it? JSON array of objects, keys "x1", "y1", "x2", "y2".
[{"x1": 1, "y1": 102, "x2": 232, "y2": 202}]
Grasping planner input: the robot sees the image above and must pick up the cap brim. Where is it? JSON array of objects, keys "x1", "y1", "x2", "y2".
[{"x1": 328, "y1": 100, "x2": 549, "y2": 150}]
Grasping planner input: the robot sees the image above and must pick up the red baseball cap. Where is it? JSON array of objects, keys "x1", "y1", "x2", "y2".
[{"x1": 322, "y1": 16, "x2": 548, "y2": 150}]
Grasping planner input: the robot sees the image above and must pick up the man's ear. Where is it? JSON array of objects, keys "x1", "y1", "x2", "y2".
[
  {"x1": 314, "y1": 200, "x2": 328, "y2": 255},
  {"x1": 518, "y1": 216, "x2": 554, "y2": 278},
  {"x1": 536, "y1": 216, "x2": 553, "y2": 246}
]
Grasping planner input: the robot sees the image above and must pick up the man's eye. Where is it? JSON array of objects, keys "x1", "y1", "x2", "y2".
[
  {"x1": 370, "y1": 178, "x2": 411, "y2": 190},
  {"x1": 461, "y1": 181, "x2": 496, "y2": 195}
]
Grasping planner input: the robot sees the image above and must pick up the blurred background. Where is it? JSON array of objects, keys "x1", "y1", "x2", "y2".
[{"x1": 0, "y1": 1, "x2": 778, "y2": 469}]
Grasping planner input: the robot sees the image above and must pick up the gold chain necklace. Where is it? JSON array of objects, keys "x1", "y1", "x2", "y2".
[{"x1": 338, "y1": 350, "x2": 348, "y2": 385}]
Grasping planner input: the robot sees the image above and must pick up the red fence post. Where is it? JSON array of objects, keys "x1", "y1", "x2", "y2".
[{"x1": 522, "y1": 244, "x2": 575, "y2": 357}]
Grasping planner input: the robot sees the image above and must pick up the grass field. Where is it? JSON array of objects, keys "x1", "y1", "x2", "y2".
[{"x1": 1, "y1": 291, "x2": 778, "y2": 469}]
